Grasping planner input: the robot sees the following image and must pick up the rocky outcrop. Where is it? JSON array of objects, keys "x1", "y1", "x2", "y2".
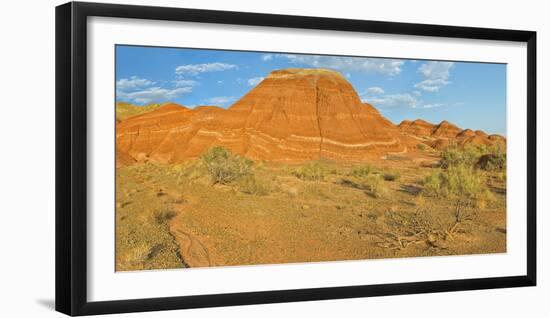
[
  {"x1": 116, "y1": 68, "x2": 414, "y2": 164},
  {"x1": 398, "y1": 119, "x2": 436, "y2": 138},
  {"x1": 399, "y1": 119, "x2": 505, "y2": 150},
  {"x1": 432, "y1": 120, "x2": 462, "y2": 138}
]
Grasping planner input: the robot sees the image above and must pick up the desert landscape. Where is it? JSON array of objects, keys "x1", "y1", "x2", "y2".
[{"x1": 115, "y1": 67, "x2": 506, "y2": 271}]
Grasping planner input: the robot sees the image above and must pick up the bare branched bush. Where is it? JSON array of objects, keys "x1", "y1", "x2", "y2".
[{"x1": 375, "y1": 203, "x2": 476, "y2": 251}]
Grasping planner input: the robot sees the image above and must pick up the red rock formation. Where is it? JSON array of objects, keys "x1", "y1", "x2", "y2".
[
  {"x1": 398, "y1": 119, "x2": 436, "y2": 138},
  {"x1": 475, "y1": 130, "x2": 488, "y2": 137},
  {"x1": 488, "y1": 134, "x2": 506, "y2": 147},
  {"x1": 428, "y1": 138, "x2": 453, "y2": 150},
  {"x1": 459, "y1": 135, "x2": 494, "y2": 147},
  {"x1": 116, "y1": 68, "x2": 505, "y2": 165},
  {"x1": 432, "y1": 120, "x2": 462, "y2": 138},
  {"x1": 457, "y1": 129, "x2": 476, "y2": 139},
  {"x1": 399, "y1": 118, "x2": 506, "y2": 149},
  {"x1": 117, "y1": 68, "x2": 414, "y2": 164}
]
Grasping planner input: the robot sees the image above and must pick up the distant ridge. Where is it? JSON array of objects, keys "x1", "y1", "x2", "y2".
[
  {"x1": 116, "y1": 102, "x2": 166, "y2": 121},
  {"x1": 398, "y1": 119, "x2": 505, "y2": 150}
]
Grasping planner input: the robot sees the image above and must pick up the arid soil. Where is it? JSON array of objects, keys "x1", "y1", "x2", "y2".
[{"x1": 116, "y1": 155, "x2": 506, "y2": 271}]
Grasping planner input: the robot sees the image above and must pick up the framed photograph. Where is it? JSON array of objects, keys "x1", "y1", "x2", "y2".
[{"x1": 55, "y1": 1, "x2": 536, "y2": 316}]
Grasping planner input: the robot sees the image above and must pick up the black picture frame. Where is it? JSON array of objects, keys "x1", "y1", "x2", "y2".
[{"x1": 55, "y1": 1, "x2": 537, "y2": 316}]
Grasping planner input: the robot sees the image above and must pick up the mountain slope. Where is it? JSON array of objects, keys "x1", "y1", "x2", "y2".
[
  {"x1": 115, "y1": 102, "x2": 166, "y2": 121},
  {"x1": 116, "y1": 68, "x2": 413, "y2": 164}
]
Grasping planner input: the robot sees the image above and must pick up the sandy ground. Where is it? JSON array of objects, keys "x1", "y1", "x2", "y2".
[{"x1": 115, "y1": 151, "x2": 506, "y2": 271}]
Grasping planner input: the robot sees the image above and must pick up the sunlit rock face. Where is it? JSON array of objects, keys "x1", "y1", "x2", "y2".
[{"x1": 398, "y1": 118, "x2": 505, "y2": 150}]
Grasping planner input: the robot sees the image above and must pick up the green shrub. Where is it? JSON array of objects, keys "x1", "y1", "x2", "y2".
[
  {"x1": 444, "y1": 165, "x2": 484, "y2": 199},
  {"x1": 422, "y1": 164, "x2": 493, "y2": 208},
  {"x1": 350, "y1": 165, "x2": 375, "y2": 178},
  {"x1": 440, "y1": 145, "x2": 506, "y2": 170},
  {"x1": 440, "y1": 146, "x2": 479, "y2": 168},
  {"x1": 293, "y1": 162, "x2": 327, "y2": 181},
  {"x1": 363, "y1": 174, "x2": 387, "y2": 198},
  {"x1": 201, "y1": 146, "x2": 252, "y2": 185},
  {"x1": 238, "y1": 175, "x2": 269, "y2": 196},
  {"x1": 183, "y1": 163, "x2": 206, "y2": 180},
  {"x1": 423, "y1": 170, "x2": 445, "y2": 197},
  {"x1": 476, "y1": 152, "x2": 506, "y2": 171},
  {"x1": 383, "y1": 171, "x2": 401, "y2": 181}
]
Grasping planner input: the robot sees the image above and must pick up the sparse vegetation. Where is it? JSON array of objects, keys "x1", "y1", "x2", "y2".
[
  {"x1": 155, "y1": 210, "x2": 177, "y2": 224},
  {"x1": 423, "y1": 170, "x2": 444, "y2": 197},
  {"x1": 201, "y1": 146, "x2": 253, "y2": 185},
  {"x1": 440, "y1": 146, "x2": 480, "y2": 168},
  {"x1": 350, "y1": 165, "x2": 375, "y2": 178},
  {"x1": 238, "y1": 175, "x2": 269, "y2": 196},
  {"x1": 293, "y1": 161, "x2": 327, "y2": 181},
  {"x1": 383, "y1": 171, "x2": 401, "y2": 182},
  {"x1": 117, "y1": 144, "x2": 506, "y2": 271},
  {"x1": 476, "y1": 152, "x2": 506, "y2": 171},
  {"x1": 422, "y1": 164, "x2": 493, "y2": 208},
  {"x1": 376, "y1": 201, "x2": 476, "y2": 252},
  {"x1": 440, "y1": 144, "x2": 506, "y2": 170},
  {"x1": 363, "y1": 174, "x2": 387, "y2": 198}
]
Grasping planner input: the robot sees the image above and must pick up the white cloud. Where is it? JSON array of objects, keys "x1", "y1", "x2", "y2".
[
  {"x1": 362, "y1": 93, "x2": 420, "y2": 108},
  {"x1": 366, "y1": 86, "x2": 385, "y2": 95},
  {"x1": 118, "y1": 86, "x2": 192, "y2": 104},
  {"x1": 415, "y1": 61, "x2": 454, "y2": 92},
  {"x1": 173, "y1": 79, "x2": 198, "y2": 87},
  {"x1": 274, "y1": 54, "x2": 405, "y2": 76},
  {"x1": 361, "y1": 89, "x2": 446, "y2": 109},
  {"x1": 175, "y1": 62, "x2": 237, "y2": 76},
  {"x1": 415, "y1": 79, "x2": 451, "y2": 92},
  {"x1": 261, "y1": 54, "x2": 273, "y2": 61},
  {"x1": 247, "y1": 77, "x2": 264, "y2": 86},
  {"x1": 116, "y1": 76, "x2": 154, "y2": 91},
  {"x1": 420, "y1": 103, "x2": 444, "y2": 109},
  {"x1": 204, "y1": 96, "x2": 236, "y2": 106},
  {"x1": 418, "y1": 61, "x2": 454, "y2": 79},
  {"x1": 116, "y1": 75, "x2": 197, "y2": 104}
]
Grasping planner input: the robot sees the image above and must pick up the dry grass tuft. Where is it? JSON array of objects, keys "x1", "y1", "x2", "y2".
[{"x1": 292, "y1": 162, "x2": 327, "y2": 181}]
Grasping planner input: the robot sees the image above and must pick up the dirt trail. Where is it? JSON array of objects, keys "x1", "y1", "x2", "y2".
[
  {"x1": 130, "y1": 173, "x2": 211, "y2": 268},
  {"x1": 168, "y1": 219, "x2": 212, "y2": 267}
]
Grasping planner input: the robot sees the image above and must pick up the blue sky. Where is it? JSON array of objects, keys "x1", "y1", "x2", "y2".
[{"x1": 116, "y1": 45, "x2": 506, "y2": 135}]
